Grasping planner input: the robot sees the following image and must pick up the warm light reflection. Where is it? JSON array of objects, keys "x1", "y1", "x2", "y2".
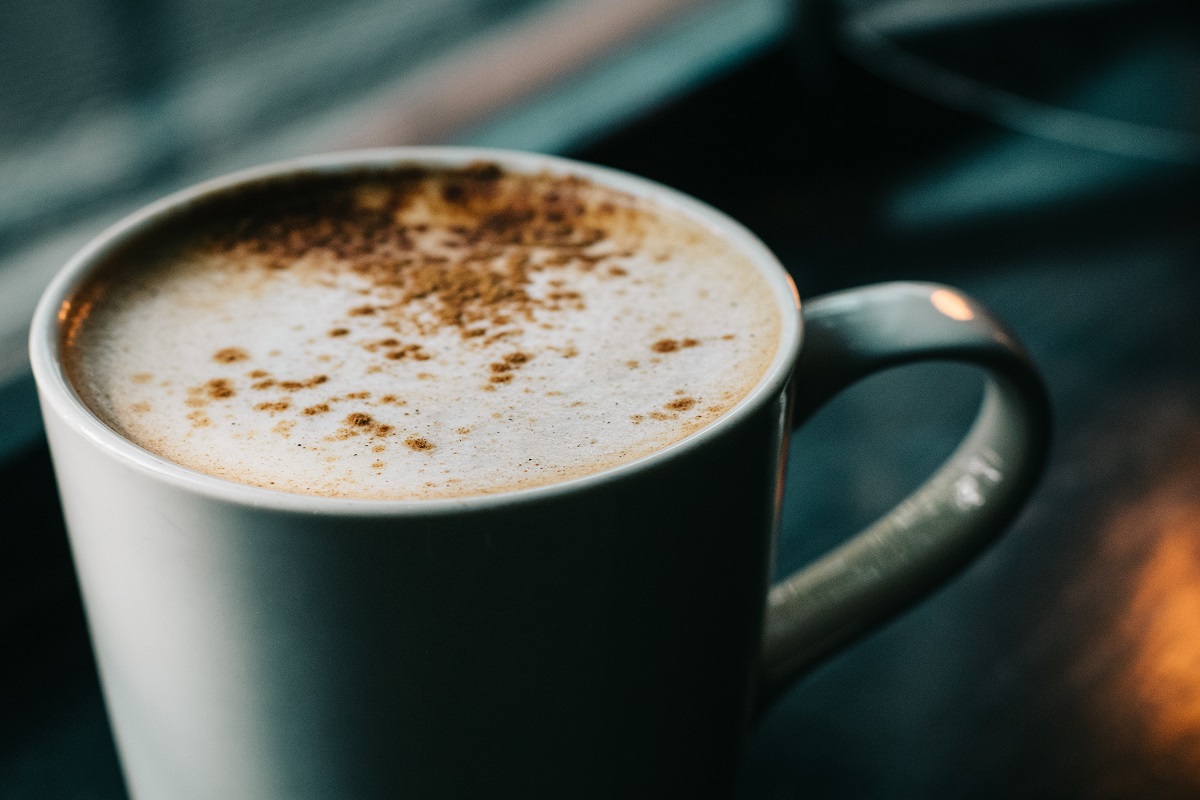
[
  {"x1": 1113, "y1": 493, "x2": 1200, "y2": 773},
  {"x1": 1078, "y1": 448, "x2": 1200, "y2": 789},
  {"x1": 59, "y1": 283, "x2": 103, "y2": 350},
  {"x1": 930, "y1": 288, "x2": 974, "y2": 321}
]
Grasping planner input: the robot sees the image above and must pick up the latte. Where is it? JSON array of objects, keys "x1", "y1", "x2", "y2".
[{"x1": 61, "y1": 162, "x2": 782, "y2": 499}]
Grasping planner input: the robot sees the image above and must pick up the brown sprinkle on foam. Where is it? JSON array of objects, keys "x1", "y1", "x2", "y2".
[
  {"x1": 205, "y1": 379, "x2": 235, "y2": 399},
  {"x1": 278, "y1": 375, "x2": 329, "y2": 391},
  {"x1": 490, "y1": 351, "x2": 532, "y2": 373},
  {"x1": 201, "y1": 165, "x2": 643, "y2": 360},
  {"x1": 331, "y1": 411, "x2": 394, "y2": 441},
  {"x1": 213, "y1": 347, "x2": 249, "y2": 364},
  {"x1": 385, "y1": 343, "x2": 431, "y2": 361},
  {"x1": 651, "y1": 338, "x2": 700, "y2": 353},
  {"x1": 159, "y1": 165, "x2": 728, "y2": 481}
]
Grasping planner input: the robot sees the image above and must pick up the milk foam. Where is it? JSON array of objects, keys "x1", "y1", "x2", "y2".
[{"x1": 64, "y1": 166, "x2": 782, "y2": 499}]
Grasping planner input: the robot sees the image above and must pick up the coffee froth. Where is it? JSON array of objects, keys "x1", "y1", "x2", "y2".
[{"x1": 61, "y1": 163, "x2": 782, "y2": 499}]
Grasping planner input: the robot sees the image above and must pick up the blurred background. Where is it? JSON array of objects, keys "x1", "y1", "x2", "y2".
[{"x1": 4, "y1": 0, "x2": 1200, "y2": 797}]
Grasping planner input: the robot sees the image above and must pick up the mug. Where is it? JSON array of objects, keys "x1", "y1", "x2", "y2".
[{"x1": 29, "y1": 148, "x2": 1050, "y2": 799}]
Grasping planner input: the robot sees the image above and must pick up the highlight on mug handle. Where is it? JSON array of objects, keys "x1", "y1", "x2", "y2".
[{"x1": 757, "y1": 282, "x2": 1051, "y2": 707}]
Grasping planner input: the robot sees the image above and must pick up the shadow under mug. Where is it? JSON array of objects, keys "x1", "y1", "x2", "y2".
[{"x1": 29, "y1": 148, "x2": 1050, "y2": 799}]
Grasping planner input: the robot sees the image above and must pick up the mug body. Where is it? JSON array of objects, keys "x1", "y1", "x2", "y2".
[{"x1": 30, "y1": 148, "x2": 803, "y2": 799}]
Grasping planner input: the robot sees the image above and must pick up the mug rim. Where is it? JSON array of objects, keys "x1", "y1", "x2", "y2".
[{"x1": 29, "y1": 146, "x2": 803, "y2": 517}]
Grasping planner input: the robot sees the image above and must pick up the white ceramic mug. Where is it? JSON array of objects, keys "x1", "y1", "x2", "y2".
[{"x1": 30, "y1": 148, "x2": 1049, "y2": 799}]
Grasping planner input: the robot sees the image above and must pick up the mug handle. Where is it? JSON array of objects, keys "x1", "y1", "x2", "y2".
[{"x1": 757, "y1": 282, "x2": 1051, "y2": 706}]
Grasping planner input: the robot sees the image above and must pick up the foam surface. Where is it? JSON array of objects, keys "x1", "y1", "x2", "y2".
[{"x1": 63, "y1": 166, "x2": 782, "y2": 499}]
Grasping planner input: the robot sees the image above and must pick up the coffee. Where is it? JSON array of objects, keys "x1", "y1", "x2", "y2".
[{"x1": 60, "y1": 163, "x2": 782, "y2": 499}]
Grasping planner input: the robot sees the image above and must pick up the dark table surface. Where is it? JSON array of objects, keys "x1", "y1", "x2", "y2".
[{"x1": 5, "y1": 40, "x2": 1200, "y2": 799}]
